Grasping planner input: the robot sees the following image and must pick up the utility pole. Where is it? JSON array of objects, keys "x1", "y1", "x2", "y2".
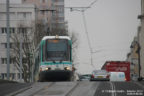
[
  {"x1": 6, "y1": 0, "x2": 10, "y2": 80},
  {"x1": 20, "y1": 33, "x2": 23, "y2": 82}
]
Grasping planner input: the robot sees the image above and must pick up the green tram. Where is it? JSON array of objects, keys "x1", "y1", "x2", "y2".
[{"x1": 33, "y1": 36, "x2": 74, "y2": 81}]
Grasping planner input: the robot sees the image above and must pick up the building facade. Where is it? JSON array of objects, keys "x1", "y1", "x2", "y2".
[
  {"x1": 138, "y1": 0, "x2": 144, "y2": 78},
  {"x1": 0, "y1": 0, "x2": 65, "y2": 82},
  {"x1": 22, "y1": 0, "x2": 65, "y2": 34},
  {"x1": 0, "y1": 3, "x2": 35, "y2": 81},
  {"x1": 126, "y1": 36, "x2": 139, "y2": 77}
]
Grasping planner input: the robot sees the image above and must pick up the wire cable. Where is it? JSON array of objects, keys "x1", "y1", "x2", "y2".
[
  {"x1": 82, "y1": 11, "x2": 94, "y2": 67},
  {"x1": 84, "y1": 0, "x2": 99, "y2": 11},
  {"x1": 65, "y1": 0, "x2": 99, "y2": 67}
]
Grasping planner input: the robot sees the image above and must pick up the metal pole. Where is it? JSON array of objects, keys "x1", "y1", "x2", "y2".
[
  {"x1": 31, "y1": 63, "x2": 33, "y2": 82},
  {"x1": 6, "y1": 0, "x2": 10, "y2": 80},
  {"x1": 20, "y1": 33, "x2": 23, "y2": 82},
  {"x1": 82, "y1": 11, "x2": 94, "y2": 67},
  {"x1": 138, "y1": 46, "x2": 141, "y2": 78}
]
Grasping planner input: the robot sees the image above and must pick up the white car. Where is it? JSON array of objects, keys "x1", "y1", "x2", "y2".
[
  {"x1": 90, "y1": 70, "x2": 110, "y2": 81},
  {"x1": 109, "y1": 72, "x2": 126, "y2": 81}
]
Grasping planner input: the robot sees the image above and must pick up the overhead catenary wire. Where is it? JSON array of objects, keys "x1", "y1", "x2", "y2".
[
  {"x1": 65, "y1": 0, "x2": 99, "y2": 67},
  {"x1": 88, "y1": 0, "x2": 99, "y2": 8},
  {"x1": 83, "y1": 0, "x2": 99, "y2": 11}
]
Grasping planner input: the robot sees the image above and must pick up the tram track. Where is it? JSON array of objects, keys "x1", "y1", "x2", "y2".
[
  {"x1": 32, "y1": 82, "x2": 79, "y2": 96},
  {"x1": 15, "y1": 82, "x2": 55, "y2": 96},
  {"x1": 15, "y1": 81, "x2": 98, "y2": 96},
  {"x1": 65, "y1": 82, "x2": 79, "y2": 96},
  {"x1": 32, "y1": 82, "x2": 55, "y2": 96}
]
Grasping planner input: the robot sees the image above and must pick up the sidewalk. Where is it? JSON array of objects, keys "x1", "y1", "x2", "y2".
[
  {"x1": 0, "y1": 79, "x2": 17, "y2": 84},
  {"x1": 0, "y1": 79, "x2": 32, "y2": 96}
]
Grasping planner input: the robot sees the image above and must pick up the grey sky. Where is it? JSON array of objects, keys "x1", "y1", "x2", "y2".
[{"x1": 65, "y1": 0, "x2": 141, "y2": 74}]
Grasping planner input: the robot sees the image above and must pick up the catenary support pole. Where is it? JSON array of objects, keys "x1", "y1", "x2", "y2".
[{"x1": 6, "y1": 0, "x2": 10, "y2": 80}]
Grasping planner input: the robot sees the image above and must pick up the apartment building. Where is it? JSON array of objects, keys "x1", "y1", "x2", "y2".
[
  {"x1": 126, "y1": 37, "x2": 139, "y2": 77},
  {"x1": 22, "y1": 0, "x2": 65, "y2": 33},
  {"x1": 138, "y1": 0, "x2": 144, "y2": 78},
  {"x1": 0, "y1": 3, "x2": 35, "y2": 81},
  {"x1": 0, "y1": 0, "x2": 65, "y2": 82}
]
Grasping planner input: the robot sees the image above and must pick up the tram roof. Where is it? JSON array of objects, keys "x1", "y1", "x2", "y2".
[{"x1": 42, "y1": 36, "x2": 71, "y2": 40}]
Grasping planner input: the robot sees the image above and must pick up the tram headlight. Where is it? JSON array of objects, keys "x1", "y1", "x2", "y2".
[
  {"x1": 64, "y1": 67, "x2": 70, "y2": 70},
  {"x1": 45, "y1": 67, "x2": 48, "y2": 70}
]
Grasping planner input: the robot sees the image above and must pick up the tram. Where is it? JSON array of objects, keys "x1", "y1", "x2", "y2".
[{"x1": 33, "y1": 35, "x2": 74, "y2": 81}]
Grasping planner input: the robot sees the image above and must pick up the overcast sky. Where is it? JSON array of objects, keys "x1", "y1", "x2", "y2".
[{"x1": 65, "y1": 0, "x2": 141, "y2": 74}]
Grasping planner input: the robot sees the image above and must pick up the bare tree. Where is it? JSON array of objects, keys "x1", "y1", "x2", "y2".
[
  {"x1": 10, "y1": 23, "x2": 35, "y2": 82},
  {"x1": 33, "y1": 20, "x2": 48, "y2": 47},
  {"x1": 10, "y1": 20, "x2": 78, "y2": 82},
  {"x1": 50, "y1": 27, "x2": 68, "y2": 36},
  {"x1": 69, "y1": 32, "x2": 79, "y2": 68},
  {"x1": 33, "y1": 21, "x2": 69, "y2": 47}
]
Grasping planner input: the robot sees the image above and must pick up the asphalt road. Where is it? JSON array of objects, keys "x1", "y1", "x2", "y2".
[
  {"x1": 1, "y1": 81, "x2": 144, "y2": 96},
  {"x1": 95, "y1": 81, "x2": 144, "y2": 96}
]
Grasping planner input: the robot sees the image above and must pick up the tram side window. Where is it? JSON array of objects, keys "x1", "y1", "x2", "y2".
[
  {"x1": 42, "y1": 43, "x2": 45, "y2": 61},
  {"x1": 69, "y1": 44, "x2": 72, "y2": 62}
]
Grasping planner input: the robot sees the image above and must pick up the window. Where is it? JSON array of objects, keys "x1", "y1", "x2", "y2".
[
  {"x1": 1, "y1": 27, "x2": 15, "y2": 34},
  {"x1": 18, "y1": 73, "x2": 20, "y2": 79},
  {"x1": 17, "y1": 73, "x2": 23, "y2": 79},
  {"x1": 52, "y1": 0, "x2": 64, "y2": 2},
  {"x1": 1, "y1": 73, "x2": 7, "y2": 79},
  {"x1": 58, "y1": 7, "x2": 64, "y2": 12},
  {"x1": 41, "y1": 11, "x2": 45, "y2": 15},
  {"x1": 1, "y1": 43, "x2": 7, "y2": 48},
  {"x1": 10, "y1": 73, "x2": 15, "y2": 80},
  {"x1": 1, "y1": 57, "x2": 15, "y2": 64},
  {"x1": 43, "y1": 0, "x2": 45, "y2": 3},
  {"x1": 10, "y1": 28, "x2": 15, "y2": 34},
  {"x1": 0, "y1": 12, "x2": 6, "y2": 20},
  {"x1": 18, "y1": 28, "x2": 27, "y2": 35},
  {"x1": 17, "y1": 12, "x2": 32, "y2": 20},
  {"x1": 10, "y1": 12, "x2": 15, "y2": 19},
  {"x1": 10, "y1": 58, "x2": 16, "y2": 64},
  {"x1": 22, "y1": 58, "x2": 27, "y2": 63},
  {"x1": 1, "y1": 58, "x2": 7, "y2": 64},
  {"x1": 1, "y1": 28, "x2": 6, "y2": 34},
  {"x1": 1, "y1": 43, "x2": 14, "y2": 48}
]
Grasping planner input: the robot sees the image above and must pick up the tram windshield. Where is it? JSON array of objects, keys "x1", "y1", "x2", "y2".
[{"x1": 46, "y1": 39, "x2": 70, "y2": 61}]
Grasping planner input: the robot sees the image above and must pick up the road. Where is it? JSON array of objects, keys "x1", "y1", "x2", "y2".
[{"x1": 5, "y1": 81, "x2": 144, "y2": 96}]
